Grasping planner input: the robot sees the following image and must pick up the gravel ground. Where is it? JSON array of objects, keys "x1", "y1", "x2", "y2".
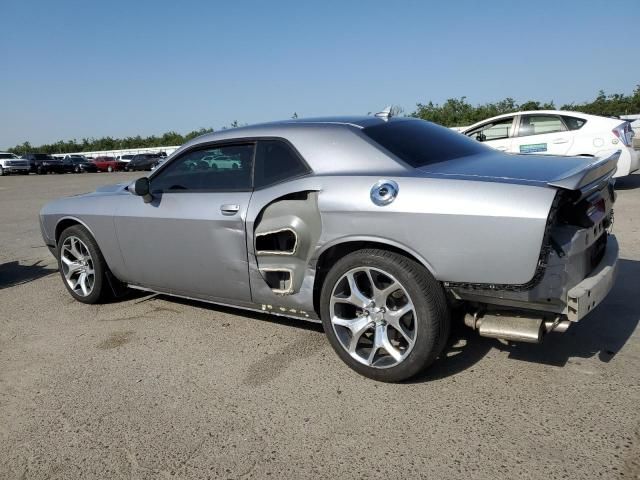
[{"x1": 1, "y1": 172, "x2": 639, "y2": 479}]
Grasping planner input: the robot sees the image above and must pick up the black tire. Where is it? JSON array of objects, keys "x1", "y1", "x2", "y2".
[
  {"x1": 0, "y1": 166, "x2": 4, "y2": 176},
  {"x1": 36, "y1": 166, "x2": 45, "y2": 175},
  {"x1": 57, "y1": 225, "x2": 111, "y2": 304},
  {"x1": 320, "y1": 249, "x2": 450, "y2": 382}
]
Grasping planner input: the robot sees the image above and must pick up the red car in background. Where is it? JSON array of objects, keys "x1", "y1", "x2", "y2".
[{"x1": 92, "y1": 156, "x2": 126, "y2": 172}]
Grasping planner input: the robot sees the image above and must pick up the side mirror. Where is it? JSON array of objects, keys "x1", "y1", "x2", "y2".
[{"x1": 132, "y1": 177, "x2": 153, "y2": 203}]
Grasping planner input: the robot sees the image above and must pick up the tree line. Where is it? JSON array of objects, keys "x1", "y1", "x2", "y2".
[
  {"x1": 411, "y1": 85, "x2": 640, "y2": 126},
  {"x1": 7, "y1": 87, "x2": 640, "y2": 155}
]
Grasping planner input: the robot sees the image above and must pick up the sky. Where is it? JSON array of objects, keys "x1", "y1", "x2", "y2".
[{"x1": 1, "y1": 0, "x2": 639, "y2": 149}]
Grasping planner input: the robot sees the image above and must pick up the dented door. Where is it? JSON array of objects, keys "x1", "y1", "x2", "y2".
[{"x1": 245, "y1": 177, "x2": 323, "y2": 315}]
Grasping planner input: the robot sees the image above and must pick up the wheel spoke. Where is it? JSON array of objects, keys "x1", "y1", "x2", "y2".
[
  {"x1": 381, "y1": 330, "x2": 403, "y2": 362},
  {"x1": 332, "y1": 316, "x2": 372, "y2": 353},
  {"x1": 385, "y1": 304, "x2": 415, "y2": 345},
  {"x1": 61, "y1": 254, "x2": 84, "y2": 279},
  {"x1": 386, "y1": 303, "x2": 412, "y2": 321},
  {"x1": 367, "y1": 324, "x2": 386, "y2": 365},
  {"x1": 65, "y1": 263, "x2": 83, "y2": 279},
  {"x1": 69, "y1": 238, "x2": 83, "y2": 261},
  {"x1": 365, "y1": 268, "x2": 399, "y2": 307},
  {"x1": 78, "y1": 272, "x2": 89, "y2": 295},
  {"x1": 345, "y1": 272, "x2": 371, "y2": 309}
]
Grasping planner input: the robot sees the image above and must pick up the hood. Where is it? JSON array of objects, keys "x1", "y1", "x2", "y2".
[
  {"x1": 93, "y1": 182, "x2": 129, "y2": 194},
  {"x1": 416, "y1": 151, "x2": 615, "y2": 189}
]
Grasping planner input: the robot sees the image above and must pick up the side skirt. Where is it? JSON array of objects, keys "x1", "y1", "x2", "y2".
[{"x1": 126, "y1": 284, "x2": 322, "y2": 324}]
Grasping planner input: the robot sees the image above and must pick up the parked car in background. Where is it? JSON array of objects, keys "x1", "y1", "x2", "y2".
[
  {"x1": 126, "y1": 153, "x2": 161, "y2": 171},
  {"x1": 22, "y1": 153, "x2": 66, "y2": 174},
  {"x1": 0, "y1": 152, "x2": 30, "y2": 175},
  {"x1": 117, "y1": 154, "x2": 134, "y2": 163},
  {"x1": 461, "y1": 110, "x2": 639, "y2": 177},
  {"x1": 63, "y1": 156, "x2": 98, "y2": 173},
  {"x1": 92, "y1": 156, "x2": 125, "y2": 172},
  {"x1": 40, "y1": 116, "x2": 618, "y2": 382},
  {"x1": 64, "y1": 154, "x2": 88, "y2": 161},
  {"x1": 150, "y1": 157, "x2": 167, "y2": 171}
]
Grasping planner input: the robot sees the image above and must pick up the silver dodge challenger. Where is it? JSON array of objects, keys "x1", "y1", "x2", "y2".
[{"x1": 40, "y1": 115, "x2": 619, "y2": 381}]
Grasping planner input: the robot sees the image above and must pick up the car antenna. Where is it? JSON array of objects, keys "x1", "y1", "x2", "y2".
[{"x1": 374, "y1": 106, "x2": 392, "y2": 121}]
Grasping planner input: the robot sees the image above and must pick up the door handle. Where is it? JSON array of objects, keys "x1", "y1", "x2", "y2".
[
  {"x1": 496, "y1": 146, "x2": 508, "y2": 151},
  {"x1": 552, "y1": 138, "x2": 569, "y2": 144},
  {"x1": 220, "y1": 204, "x2": 240, "y2": 215}
]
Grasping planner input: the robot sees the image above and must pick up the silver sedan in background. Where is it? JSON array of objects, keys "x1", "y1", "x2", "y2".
[{"x1": 39, "y1": 116, "x2": 618, "y2": 381}]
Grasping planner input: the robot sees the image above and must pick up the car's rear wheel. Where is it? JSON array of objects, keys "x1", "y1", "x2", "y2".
[
  {"x1": 107, "y1": 165, "x2": 113, "y2": 172},
  {"x1": 57, "y1": 225, "x2": 111, "y2": 304},
  {"x1": 0, "y1": 166, "x2": 4, "y2": 176},
  {"x1": 320, "y1": 249, "x2": 450, "y2": 382},
  {"x1": 36, "y1": 166, "x2": 45, "y2": 175}
]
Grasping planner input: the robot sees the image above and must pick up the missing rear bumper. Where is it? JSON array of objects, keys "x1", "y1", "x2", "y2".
[{"x1": 566, "y1": 235, "x2": 618, "y2": 321}]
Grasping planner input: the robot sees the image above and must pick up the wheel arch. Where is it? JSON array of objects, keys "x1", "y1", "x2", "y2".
[
  {"x1": 312, "y1": 237, "x2": 438, "y2": 317},
  {"x1": 54, "y1": 216, "x2": 97, "y2": 245}
]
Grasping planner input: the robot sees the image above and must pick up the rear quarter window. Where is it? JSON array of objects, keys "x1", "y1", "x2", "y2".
[
  {"x1": 363, "y1": 119, "x2": 487, "y2": 168},
  {"x1": 562, "y1": 115, "x2": 587, "y2": 131},
  {"x1": 254, "y1": 140, "x2": 310, "y2": 188}
]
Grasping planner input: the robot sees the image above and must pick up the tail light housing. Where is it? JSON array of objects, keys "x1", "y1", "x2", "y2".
[{"x1": 612, "y1": 122, "x2": 634, "y2": 147}]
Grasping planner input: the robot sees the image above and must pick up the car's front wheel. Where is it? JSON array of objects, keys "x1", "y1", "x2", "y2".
[
  {"x1": 320, "y1": 249, "x2": 450, "y2": 382},
  {"x1": 57, "y1": 225, "x2": 111, "y2": 304}
]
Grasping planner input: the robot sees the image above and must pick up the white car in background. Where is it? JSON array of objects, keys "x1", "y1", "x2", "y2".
[
  {"x1": 0, "y1": 152, "x2": 30, "y2": 175},
  {"x1": 117, "y1": 154, "x2": 134, "y2": 163},
  {"x1": 461, "y1": 110, "x2": 639, "y2": 177}
]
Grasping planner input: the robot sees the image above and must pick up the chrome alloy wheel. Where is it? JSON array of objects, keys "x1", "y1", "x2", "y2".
[
  {"x1": 60, "y1": 236, "x2": 95, "y2": 297},
  {"x1": 329, "y1": 267, "x2": 417, "y2": 368}
]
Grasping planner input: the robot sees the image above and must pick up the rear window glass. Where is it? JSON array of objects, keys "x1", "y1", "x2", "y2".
[
  {"x1": 562, "y1": 115, "x2": 587, "y2": 131},
  {"x1": 363, "y1": 120, "x2": 487, "y2": 168}
]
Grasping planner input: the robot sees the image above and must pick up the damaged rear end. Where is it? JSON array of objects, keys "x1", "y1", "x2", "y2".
[{"x1": 456, "y1": 151, "x2": 620, "y2": 342}]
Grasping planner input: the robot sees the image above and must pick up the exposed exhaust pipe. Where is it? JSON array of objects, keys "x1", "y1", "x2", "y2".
[
  {"x1": 478, "y1": 315, "x2": 544, "y2": 343},
  {"x1": 465, "y1": 311, "x2": 571, "y2": 343}
]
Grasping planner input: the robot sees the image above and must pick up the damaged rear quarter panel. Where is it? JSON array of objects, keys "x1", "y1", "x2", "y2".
[
  {"x1": 246, "y1": 177, "x2": 324, "y2": 317},
  {"x1": 316, "y1": 176, "x2": 556, "y2": 285},
  {"x1": 246, "y1": 174, "x2": 556, "y2": 317}
]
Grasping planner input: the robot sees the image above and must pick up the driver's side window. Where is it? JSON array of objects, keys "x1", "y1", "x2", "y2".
[
  {"x1": 466, "y1": 117, "x2": 514, "y2": 142},
  {"x1": 150, "y1": 143, "x2": 255, "y2": 193}
]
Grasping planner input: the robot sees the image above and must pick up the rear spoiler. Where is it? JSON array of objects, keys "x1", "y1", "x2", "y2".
[{"x1": 547, "y1": 150, "x2": 619, "y2": 193}]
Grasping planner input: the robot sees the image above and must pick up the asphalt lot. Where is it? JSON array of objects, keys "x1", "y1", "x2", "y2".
[{"x1": 0, "y1": 171, "x2": 639, "y2": 480}]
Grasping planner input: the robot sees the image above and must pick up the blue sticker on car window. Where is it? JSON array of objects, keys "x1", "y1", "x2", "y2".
[{"x1": 519, "y1": 143, "x2": 547, "y2": 153}]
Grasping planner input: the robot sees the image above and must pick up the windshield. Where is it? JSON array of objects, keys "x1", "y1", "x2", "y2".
[
  {"x1": 32, "y1": 154, "x2": 53, "y2": 160},
  {"x1": 363, "y1": 119, "x2": 488, "y2": 168},
  {"x1": 0, "y1": 153, "x2": 18, "y2": 159}
]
